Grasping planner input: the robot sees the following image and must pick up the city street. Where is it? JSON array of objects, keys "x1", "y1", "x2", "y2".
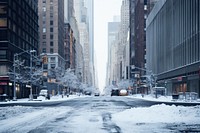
[{"x1": 0, "y1": 96, "x2": 200, "y2": 133}]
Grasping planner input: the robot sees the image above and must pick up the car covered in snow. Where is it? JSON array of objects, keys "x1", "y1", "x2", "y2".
[
  {"x1": 39, "y1": 89, "x2": 50, "y2": 100},
  {"x1": 119, "y1": 89, "x2": 128, "y2": 96}
]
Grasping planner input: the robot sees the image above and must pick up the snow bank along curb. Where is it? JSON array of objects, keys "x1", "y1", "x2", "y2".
[{"x1": 127, "y1": 95, "x2": 200, "y2": 106}]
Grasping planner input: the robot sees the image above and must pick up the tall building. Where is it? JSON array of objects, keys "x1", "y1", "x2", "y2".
[
  {"x1": 146, "y1": 0, "x2": 200, "y2": 97},
  {"x1": 129, "y1": 0, "x2": 157, "y2": 94},
  {"x1": 106, "y1": 20, "x2": 120, "y2": 86},
  {"x1": 38, "y1": 0, "x2": 65, "y2": 69},
  {"x1": 74, "y1": 0, "x2": 93, "y2": 86},
  {"x1": 129, "y1": 0, "x2": 135, "y2": 79},
  {"x1": 134, "y1": 0, "x2": 151, "y2": 73},
  {"x1": 85, "y1": 0, "x2": 96, "y2": 87},
  {"x1": 0, "y1": 0, "x2": 39, "y2": 99},
  {"x1": 117, "y1": 0, "x2": 129, "y2": 82},
  {"x1": 38, "y1": 0, "x2": 65, "y2": 94}
]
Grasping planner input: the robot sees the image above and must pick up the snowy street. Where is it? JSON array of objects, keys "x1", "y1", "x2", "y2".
[{"x1": 0, "y1": 96, "x2": 200, "y2": 133}]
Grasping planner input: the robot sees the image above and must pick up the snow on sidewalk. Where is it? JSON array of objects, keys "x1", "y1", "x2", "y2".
[
  {"x1": 127, "y1": 94, "x2": 200, "y2": 103},
  {"x1": 0, "y1": 95, "x2": 87, "y2": 105}
]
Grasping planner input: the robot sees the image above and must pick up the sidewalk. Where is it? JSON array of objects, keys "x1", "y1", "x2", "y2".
[
  {"x1": 127, "y1": 94, "x2": 200, "y2": 106},
  {"x1": 0, "y1": 95, "x2": 87, "y2": 106}
]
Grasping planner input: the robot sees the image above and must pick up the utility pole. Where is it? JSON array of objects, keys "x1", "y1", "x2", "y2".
[{"x1": 13, "y1": 54, "x2": 17, "y2": 101}]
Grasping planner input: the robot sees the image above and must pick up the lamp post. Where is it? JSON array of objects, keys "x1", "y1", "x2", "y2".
[
  {"x1": 29, "y1": 50, "x2": 36, "y2": 100},
  {"x1": 13, "y1": 53, "x2": 17, "y2": 101}
]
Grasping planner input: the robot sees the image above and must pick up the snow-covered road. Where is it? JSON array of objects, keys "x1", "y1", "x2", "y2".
[{"x1": 0, "y1": 96, "x2": 200, "y2": 133}]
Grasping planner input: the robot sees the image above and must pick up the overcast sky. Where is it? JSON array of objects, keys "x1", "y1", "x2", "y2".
[{"x1": 94, "y1": 0, "x2": 122, "y2": 91}]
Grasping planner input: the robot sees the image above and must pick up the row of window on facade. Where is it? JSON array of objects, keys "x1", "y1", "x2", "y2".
[
  {"x1": 42, "y1": 34, "x2": 54, "y2": 39},
  {"x1": 0, "y1": 30, "x2": 37, "y2": 52},
  {"x1": 2, "y1": 3, "x2": 38, "y2": 27},
  {"x1": 42, "y1": 41, "x2": 54, "y2": 46},
  {"x1": 42, "y1": 27, "x2": 54, "y2": 33},
  {"x1": 42, "y1": 48, "x2": 54, "y2": 54},
  {"x1": 43, "y1": 0, "x2": 54, "y2": 4},
  {"x1": 6, "y1": 0, "x2": 38, "y2": 15},
  {"x1": 43, "y1": 64, "x2": 56, "y2": 69}
]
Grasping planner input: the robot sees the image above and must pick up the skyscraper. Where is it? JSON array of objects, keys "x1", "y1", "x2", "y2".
[
  {"x1": 106, "y1": 20, "x2": 120, "y2": 86},
  {"x1": 38, "y1": 0, "x2": 65, "y2": 70},
  {"x1": 0, "y1": 0, "x2": 39, "y2": 98}
]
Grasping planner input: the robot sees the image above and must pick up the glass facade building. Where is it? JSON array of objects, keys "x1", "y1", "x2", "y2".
[{"x1": 146, "y1": 0, "x2": 200, "y2": 97}]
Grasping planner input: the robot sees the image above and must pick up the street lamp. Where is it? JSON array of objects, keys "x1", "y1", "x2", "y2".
[{"x1": 29, "y1": 50, "x2": 36, "y2": 100}]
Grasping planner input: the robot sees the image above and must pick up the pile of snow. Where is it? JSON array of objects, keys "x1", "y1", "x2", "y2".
[
  {"x1": 0, "y1": 106, "x2": 37, "y2": 120},
  {"x1": 129, "y1": 94, "x2": 200, "y2": 103},
  {"x1": 113, "y1": 104, "x2": 200, "y2": 124}
]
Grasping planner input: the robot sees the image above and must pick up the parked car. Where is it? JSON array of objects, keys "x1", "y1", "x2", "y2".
[
  {"x1": 94, "y1": 92, "x2": 100, "y2": 96},
  {"x1": 119, "y1": 89, "x2": 128, "y2": 96},
  {"x1": 85, "y1": 91, "x2": 91, "y2": 95},
  {"x1": 39, "y1": 89, "x2": 50, "y2": 100},
  {"x1": 111, "y1": 89, "x2": 119, "y2": 96}
]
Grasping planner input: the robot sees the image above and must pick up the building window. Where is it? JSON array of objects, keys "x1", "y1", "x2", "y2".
[
  {"x1": 0, "y1": 50, "x2": 6, "y2": 59},
  {"x1": 50, "y1": 57, "x2": 55, "y2": 62},
  {"x1": 144, "y1": 5, "x2": 147, "y2": 10},
  {"x1": 51, "y1": 64, "x2": 56, "y2": 69},
  {"x1": 43, "y1": 64, "x2": 48, "y2": 70},
  {"x1": 43, "y1": 35, "x2": 46, "y2": 39},
  {"x1": 50, "y1": 6, "x2": 53, "y2": 11},
  {"x1": 50, "y1": 34, "x2": 53, "y2": 39},
  {"x1": 42, "y1": 42, "x2": 46, "y2": 46},
  {"x1": 42, "y1": 6, "x2": 46, "y2": 12},
  {"x1": 43, "y1": 0, "x2": 46, "y2": 3},
  {"x1": 50, "y1": 20, "x2": 53, "y2": 25},
  {"x1": 50, "y1": 27, "x2": 53, "y2": 32},
  {"x1": 42, "y1": 48, "x2": 46, "y2": 53},
  {"x1": 42, "y1": 15, "x2": 46, "y2": 21},
  {"x1": 50, "y1": 41, "x2": 53, "y2": 46},
  {"x1": 50, "y1": 48, "x2": 54, "y2": 53},
  {"x1": 50, "y1": 12, "x2": 53, "y2": 18},
  {"x1": 42, "y1": 28, "x2": 46, "y2": 33},
  {"x1": 0, "y1": 30, "x2": 7, "y2": 40},
  {"x1": 0, "y1": 5, "x2": 7, "y2": 14},
  {"x1": 0, "y1": 18, "x2": 7, "y2": 27}
]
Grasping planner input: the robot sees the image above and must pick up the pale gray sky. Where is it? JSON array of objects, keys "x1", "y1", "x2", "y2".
[{"x1": 94, "y1": 0, "x2": 122, "y2": 91}]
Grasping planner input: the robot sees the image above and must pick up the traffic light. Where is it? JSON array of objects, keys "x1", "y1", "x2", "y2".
[{"x1": 42, "y1": 56, "x2": 48, "y2": 64}]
